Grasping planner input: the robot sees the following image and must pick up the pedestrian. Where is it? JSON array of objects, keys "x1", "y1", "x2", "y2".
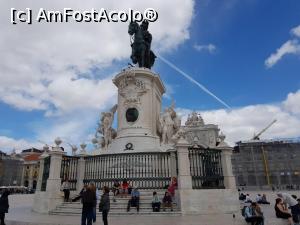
[
  {"x1": 81, "y1": 185, "x2": 96, "y2": 225},
  {"x1": 0, "y1": 190, "x2": 10, "y2": 225},
  {"x1": 99, "y1": 186, "x2": 110, "y2": 225},
  {"x1": 61, "y1": 178, "x2": 71, "y2": 202},
  {"x1": 89, "y1": 183, "x2": 99, "y2": 223}
]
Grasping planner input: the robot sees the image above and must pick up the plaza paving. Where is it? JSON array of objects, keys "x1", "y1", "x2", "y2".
[{"x1": 5, "y1": 190, "x2": 300, "y2": 225}]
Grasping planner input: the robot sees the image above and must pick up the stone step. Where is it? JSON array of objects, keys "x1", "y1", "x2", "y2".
[
  {"x1": 49, "y1": 211, "x2": 181, "y2": 216},
  {"x1": 53, "y1": 189, "x2": 179, "y2": 216},
  {"x1": 53, "y1": 207, "x2": 179, "y2": 212},
  {"x1": 57, "y1": 205, "x2": 177, "y2": 210}
]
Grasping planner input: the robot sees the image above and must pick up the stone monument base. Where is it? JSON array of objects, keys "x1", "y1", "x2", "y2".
[
  {"x1": 32, "y1": 191, "x2": 63, "y2": 214},
  {"x1": 178, "y1": 189, "x2": 239, "y2": 214},
  {"x1": 104, "y1": 134, "x2": 162, "y2": 154}
]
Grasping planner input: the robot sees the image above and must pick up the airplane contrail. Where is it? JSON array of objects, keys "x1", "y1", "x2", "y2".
[{"x1": 157, "y1": 54, "x2": 231, "y2": 109}]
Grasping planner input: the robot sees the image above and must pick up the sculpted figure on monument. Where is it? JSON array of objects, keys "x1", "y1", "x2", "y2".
[
  {"x1": 185, "y1": 111, "x2": 204, "y2": 127},
  {"x1": 158, "y1": 103, "x2": 181, "y2": 145},
  {"x1": 97, "y1": 104, "x2": 118, "y2": 149},
  {"x1": 128, "y1": 20, "x2": 156, "y2": 69}
]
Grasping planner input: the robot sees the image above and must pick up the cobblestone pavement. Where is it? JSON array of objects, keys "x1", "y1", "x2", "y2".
[{"x1": 5, "y1": 190, "x2": 300, "y2": 225}]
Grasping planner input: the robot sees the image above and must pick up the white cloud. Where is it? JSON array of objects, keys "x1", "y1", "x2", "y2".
[
  {"x1": 0, "y1": 136, "x2": 42, "y2": 153},
  {"x1": 291, "y1": 25, "x2": 300, "y2": 38},
  {"x1": 36, "y1": 112, "x2": 99, "y2": 144},
  {"x1": 163, "y1": 83, "x2": 175, "y2": 100},
  {"x1": 177, "y1": 90, "x2": 300, "y2": 146},
  {"x1": 193, "y1": 43, "x2": 216, "y2": 53},
  {"x1": 283, "y1": 90, "x2": 300, "y2": 115},
  {"x1": 265, "y1": 24, "x2": 300, "y2": 68},
  {"x1": 0, "y1": 0, "x2": 195, "y2": 114},
  {"x1": 265, "y1": 40, "x2": 300, "y2": 68}
]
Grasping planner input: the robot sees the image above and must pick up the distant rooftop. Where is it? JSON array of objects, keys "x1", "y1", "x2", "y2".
[
  {"x1": 21, "y1": 148, "x2": 43, "y2": 153},
  {"x1": 236, "y1": 137, "x2": 300, "y2": 145},
  {"x1": 24, "y1": 154, "x2": 40, "y2": 161}
]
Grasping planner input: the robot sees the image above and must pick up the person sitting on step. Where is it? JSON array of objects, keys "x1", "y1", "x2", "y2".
[
  {"x1": 245, "y1": 194, "x2": 252, "y2": 203},
  {"x1": 162, "y1": 191, "x2": 173, "y2": 212},
  {"x1": 152, "y1": 191, "x2": 161, "y2": 212},
  {"x1": 274, "y1": 198, "x2": 293, "y2": 225},
  {"x1": 121, "y1": 180, "x2": 129, "y2": 197},
  {"x1": 244, "y1": 202, "x2": 264, "y2": 225},
  {"x1": 259, "y1": 194, "x2": 270, "y2": 204},
  {"x1": 127, "y1": 187, "x2": 140, "y2": 212},
  {"x1": 112, "y1": 180, "x2": 120, "y2": 202}
]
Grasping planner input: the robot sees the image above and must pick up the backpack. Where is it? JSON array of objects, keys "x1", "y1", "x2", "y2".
[{"x1": 241, "y1": 206, "x2": 247, "y2": 217}]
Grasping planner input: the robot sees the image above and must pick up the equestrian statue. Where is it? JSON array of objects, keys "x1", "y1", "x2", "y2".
[{"x1": 128, "y1": 20, "x2": 156, "y2": 69}]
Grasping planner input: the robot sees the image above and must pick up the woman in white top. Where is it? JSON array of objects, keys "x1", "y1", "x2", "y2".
[{"x1": 61, "y1": 179, "x2": 70, "y2": 202}]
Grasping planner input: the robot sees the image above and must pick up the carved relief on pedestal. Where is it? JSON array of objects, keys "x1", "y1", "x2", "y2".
[{"x1": 118, "y1": 71, "x2": 148, "y2": 106}]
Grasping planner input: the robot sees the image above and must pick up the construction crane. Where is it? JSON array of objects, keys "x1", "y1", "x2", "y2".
[
  {"x1": 251, "y1": 119, "x2": 277, "y2": 187},
  {"x1": 252, "y1": 119, "x2": 277, "y2": 140}
]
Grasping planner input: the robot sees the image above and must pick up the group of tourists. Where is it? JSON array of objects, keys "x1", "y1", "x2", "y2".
[
  {"x1": 76, "y1": 177, "x2": 177, "y2": 224},
  {"x1": 240, "y1": 192, "x2": 300, "y2": 225},
  {"x1": 152, "y1": 191, "x2": 174, "y2": 212},
  {"x1": 78, "y1": 183, "x2": 110, "y2": 225},
  {"x1": 151, "y1": 177, "x2": 177, "y2": 212},
  {"x1": 240, "y1": 192, "x2": 270, "y2": 204},
  {"x1": 111, "y1": 179, "x2": 133, "y2": 200}
]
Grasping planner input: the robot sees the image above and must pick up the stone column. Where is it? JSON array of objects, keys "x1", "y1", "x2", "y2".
[
  {"x1": 45, "y1": 141, "x2": 65, "y2": 211},
  {"x1": 33, "y1": 138, "x2": 65, "y2": 213},
  {"x1": 167, "y1": 148, "x2": 177, "y2": 179},
  {"x1": 76, "y1": 156, "x2": 86, "y2": 191},
  {"x1": 220, "y1": 147, "x2": 236, "y2": 189},
  {"x1": 176, "y1": 138, "x2": 192, "y2": 190},
  {"x1": 76, "y1": 143, "x2": 87, "y2": 191}
]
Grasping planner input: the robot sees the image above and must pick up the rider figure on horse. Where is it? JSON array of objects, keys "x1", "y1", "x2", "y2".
[
  {"x1": 140, "y1": 20, "x2": 152, "y2": 68},
  {"x1": 128, "y1": 20, "x2": 156, "y2": 69}
]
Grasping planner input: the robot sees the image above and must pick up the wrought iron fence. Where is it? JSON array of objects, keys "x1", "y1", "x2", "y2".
[
  {"x1": 41, "y1": 156, "x2": 51, "y2": 191},
  {"x1": 83, "y1": 152, "x2": 173, "y2": 189},
  {"x1": 60, "y1": 155, "x2": 79, "y2": 190},
  {"x1": 188, "y1": 148, "x2": 224, "y2": 189}
]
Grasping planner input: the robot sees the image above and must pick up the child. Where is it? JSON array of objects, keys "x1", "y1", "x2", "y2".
[{"x1": 152, "y1": 191, "x2": 161, "y2": 212}]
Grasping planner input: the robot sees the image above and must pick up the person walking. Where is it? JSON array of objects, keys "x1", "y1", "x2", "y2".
[
  {"x1": 99, "y1": 186, "x2": 110, "y2": 225},
  {"x1": 89, "y1": 183, "x2": 99, "y2": 223},
  {"x1": 81, "y1": 185, "x2": 96, "y2": 225},
  {"x1": 61, "y1": 178, "x2": 71, "y2": 202},
  {"x1": 0, "y1": 191, "x2": 10, "y2": 225}
]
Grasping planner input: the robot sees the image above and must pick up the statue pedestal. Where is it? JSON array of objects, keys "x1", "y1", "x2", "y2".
[{"x1": 105, "y1": 68, "x2": 166, "y2": 153}]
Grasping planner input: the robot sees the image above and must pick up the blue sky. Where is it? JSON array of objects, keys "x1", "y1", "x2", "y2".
[{"x1": 0, "y1": 0, "x2": 300, "y2": 152}]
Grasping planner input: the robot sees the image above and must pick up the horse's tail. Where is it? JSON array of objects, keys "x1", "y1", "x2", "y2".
[{"x1": 149, "y1": 50, "x2": 156, "y2": 68}]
